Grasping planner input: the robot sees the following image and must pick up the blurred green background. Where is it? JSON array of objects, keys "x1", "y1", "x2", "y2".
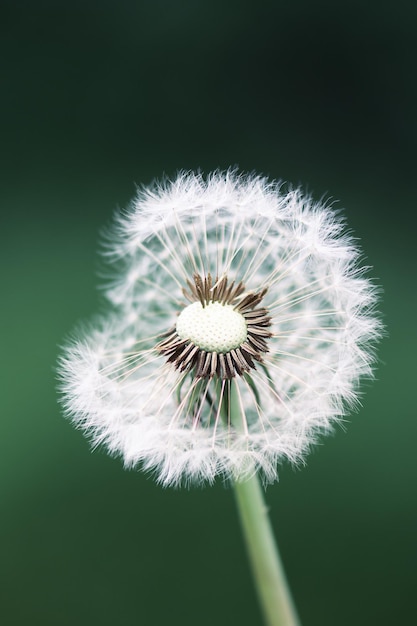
[{"x1": 1, "y1": 1, "x2": 416, "y2": 625}]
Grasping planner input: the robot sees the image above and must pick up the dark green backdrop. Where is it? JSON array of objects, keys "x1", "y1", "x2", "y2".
[{"x1": 1, "y1": 2, "x2": 416, "y2": 625}]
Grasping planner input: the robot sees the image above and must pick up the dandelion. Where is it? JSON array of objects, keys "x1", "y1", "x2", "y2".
[
  {"x1": 59, "y1": 170, "x2": 380, "y2": 626},
  {"x1": 60, "y1": 170, "x2": 380, "y2": 487}
]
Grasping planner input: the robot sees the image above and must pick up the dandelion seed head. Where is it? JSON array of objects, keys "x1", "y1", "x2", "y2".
[{"x1": 59, "y1": 170, "x2": 381, "y2": 486}]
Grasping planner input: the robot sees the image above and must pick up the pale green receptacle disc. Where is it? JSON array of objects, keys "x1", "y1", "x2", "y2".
[{"x1": 176, "y1": 301, "x2": 247, "y2": 353}]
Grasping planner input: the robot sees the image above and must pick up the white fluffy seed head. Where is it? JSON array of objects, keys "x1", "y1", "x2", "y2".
[
  {"x1": 58, "y1": 170, "x2": 382, "y2": 487},
  {"x1": 176, "y1": 302, "x2": 247, "y2": 353}
]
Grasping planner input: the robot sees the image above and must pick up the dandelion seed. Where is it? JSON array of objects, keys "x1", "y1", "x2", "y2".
[{"x1": 59, "y1": 170, "x2": 381, "y2": 486}]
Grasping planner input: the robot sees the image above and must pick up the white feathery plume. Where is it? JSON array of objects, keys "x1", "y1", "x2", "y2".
[{"x1": 59, "y1": 170, "x2": 381, "y2": 486}]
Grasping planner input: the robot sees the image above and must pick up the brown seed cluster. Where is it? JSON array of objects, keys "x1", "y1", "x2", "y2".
[{"x1": 157, "y1": 274, "x2": 272, "y2": 379}]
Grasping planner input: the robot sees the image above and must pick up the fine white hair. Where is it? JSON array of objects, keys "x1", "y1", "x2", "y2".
[{"x1": 59, "y1": 170, "x2": 381, "y2": 486}]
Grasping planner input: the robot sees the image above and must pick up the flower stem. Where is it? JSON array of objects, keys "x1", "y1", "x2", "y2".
[
  {"x1": 233, "y1": 475, "x2": 301, "y2": 626},
  {"x1": 227, "y1": 380, "x2": 301, "y2": 626}
]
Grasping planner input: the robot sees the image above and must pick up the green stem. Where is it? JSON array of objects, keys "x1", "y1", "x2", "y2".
[
  {"x1": 234, "y1": 474, "x2": 301, "y2": 626},
  {"x1": 226, "y1": 381, "x2": 301, "y2": 626}
]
